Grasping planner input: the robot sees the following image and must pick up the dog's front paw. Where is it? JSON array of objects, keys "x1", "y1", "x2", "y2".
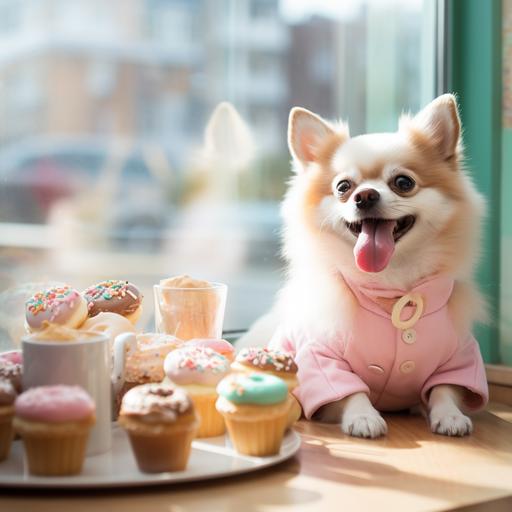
[
  {"x1": 341, "y1": 412, "x2": 387, "y2": 438},
  {"x1": 430, "y1": 411, "x2": 473, "y2": 436}
]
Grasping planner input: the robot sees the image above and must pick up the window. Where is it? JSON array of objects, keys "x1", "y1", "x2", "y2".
[{"x1": 0, "y1": 0, "x2": 431, "y2": 344}]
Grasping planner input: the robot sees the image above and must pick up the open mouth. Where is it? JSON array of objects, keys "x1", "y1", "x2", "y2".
[
  {"x1": 344, "y1": 215, "x2": 416, "y2": 273},
  {"x1": 345, "y1": 215, "x2": 416, "y2": 242}
]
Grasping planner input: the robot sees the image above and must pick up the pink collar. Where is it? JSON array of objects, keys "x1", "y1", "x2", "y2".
[{"x1": 343, "y1": 274, "x2": 455, "y2": 319}]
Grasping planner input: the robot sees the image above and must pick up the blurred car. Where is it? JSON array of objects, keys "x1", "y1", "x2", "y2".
[{"x1": 0, "y1": 137, "x2": 177, "y2": 248}]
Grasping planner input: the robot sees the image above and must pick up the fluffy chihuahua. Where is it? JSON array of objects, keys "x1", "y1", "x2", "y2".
[{"x1": 265, "y1": 94, "x2": 488, "y2": 438}]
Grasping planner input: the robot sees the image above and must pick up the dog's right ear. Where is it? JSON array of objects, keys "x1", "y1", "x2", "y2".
[{"x1": 288, "y1": 108, "x2": 341, "y2": 168}]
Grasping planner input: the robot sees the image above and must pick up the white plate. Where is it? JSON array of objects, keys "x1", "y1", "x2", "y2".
[{"x1": 0, "y1": 425, "x2": 301, "y2": 489}]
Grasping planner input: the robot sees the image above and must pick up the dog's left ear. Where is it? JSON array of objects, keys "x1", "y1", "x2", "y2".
[
  {"x1": 288, "y1": 108, "x2": 342, "y2": 168},
  {"x1": 409, "y1": 94, "x2": 461, "y2": 160}
]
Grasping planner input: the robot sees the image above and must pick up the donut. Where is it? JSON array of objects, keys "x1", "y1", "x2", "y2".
[
  {"x1": 25, "y1": 285, "x2": 88, "y2": 331},
  {"x1": 80, "y1": 312, "x2": 135, "y2": 346},
  {"x1": 83, "y1": 280, "x2": 143, "y2": 324}
]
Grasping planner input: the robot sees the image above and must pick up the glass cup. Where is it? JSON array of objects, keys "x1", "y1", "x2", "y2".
[{"x1": 153, "y1": 282, "x2": 227, "y2": 340}]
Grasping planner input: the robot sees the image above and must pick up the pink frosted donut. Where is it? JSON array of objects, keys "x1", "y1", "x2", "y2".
[
  {"x1": 0, "y1": 350, "x2": 22, "y2": 365},
  {"x1": 164, "y1": 346, "x2": 230, "y2": 387},
  {"x1": 15, "y1": 385, "x2": 95, "y2": 423},
  {"x1": 187, "y1": 339, "x2": 235, "y2": 362},
  {"x1": 25, "y1": 285, "x2": 88, "y2": 331}
]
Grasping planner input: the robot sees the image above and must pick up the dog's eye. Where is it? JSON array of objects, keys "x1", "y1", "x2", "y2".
[
  {"x1": 394, "y1": 175, "x2": 415, "y2": 192},
  {"x1": 336, "y1": 180, "x2": 351, "y2": 195}
]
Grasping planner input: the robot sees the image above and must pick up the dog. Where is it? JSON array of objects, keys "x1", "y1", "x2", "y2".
[{"x1": 260, "y1": 94, "x2": 488, "y2": 438}]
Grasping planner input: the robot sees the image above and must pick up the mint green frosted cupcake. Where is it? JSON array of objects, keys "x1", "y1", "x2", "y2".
[{"x1": 215, "y1": 373, "x2": 291, "y2": 456}]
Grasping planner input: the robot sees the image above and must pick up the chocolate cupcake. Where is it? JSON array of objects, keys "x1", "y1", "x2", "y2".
[
  {"x1": 118, "y1": 383, "x2": 199, "y2": 473},
  {"x1": 83, "y1": 280, "x2": 143, "y2": 325}
]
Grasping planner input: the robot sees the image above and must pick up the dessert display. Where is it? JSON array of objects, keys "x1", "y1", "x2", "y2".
[
  {"x1": 25, "y1": 285, "x2": 88, "y2": 331},
  {"x1": 232, "y1": 347, "x2": 302, "y2": 427},
  {"x1": 0, "y1": 379, "x2": 16, "y2": 461},
  {"x1": 164, "y1": 346, "x2": 230, "y2": 437},
  {"x1": 114, "y1": 332, "x2": 183, "y2": 414},
  {"x1": 216, "y1": 373, "x2": 291, "y2": 456},
  {"x1": 0, "y1": 274, "x2": 301, "y2": 485},
  {"x1": 187, "y1": 338, "x2": 235, "y2": 362},
  {"x1": 118, "y1": 383, "x2": 198, "y2": 473},
  {"x1": 155, "y1": 275, "x2": 226, "y2": 340},
  {"x1": 13, "y1": 385, "x2": 96, "y2": 475},
  {"x1": 83, "y1": 280, "x2": 143, "y2": 325}
]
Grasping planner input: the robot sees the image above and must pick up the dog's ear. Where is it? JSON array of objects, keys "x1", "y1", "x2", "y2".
[
  {"x1": 288, "y1": 108, "x2": 341, "y2": 168},
  {"x1": 410, "y1": 94, "x2": 461, "y2": 160}
]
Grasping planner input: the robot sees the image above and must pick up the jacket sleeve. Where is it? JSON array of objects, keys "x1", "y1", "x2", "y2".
[
  {"x1": 421, "y1": 334, "x2": 489, "y2": 411},
  {"x1": 270, "y1": 327, "x2": 369, "y2": 419}
]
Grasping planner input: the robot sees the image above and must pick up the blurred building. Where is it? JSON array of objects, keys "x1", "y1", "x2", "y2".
[{"x1": 0, "y1": 0, "x2": 289, "y2": 158}]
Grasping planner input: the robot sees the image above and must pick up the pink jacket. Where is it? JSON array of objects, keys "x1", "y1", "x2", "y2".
[{"x1": 270, "y1": 275, "x2": 488, "y2": 419}]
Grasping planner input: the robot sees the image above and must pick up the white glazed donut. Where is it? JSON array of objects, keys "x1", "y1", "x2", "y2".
[
  {"x1": 25, "y1": 285, "x2": 88, "y2": 331},
  {"x1": 80, "y1": 312, "x2": 136, "y2": 346}
]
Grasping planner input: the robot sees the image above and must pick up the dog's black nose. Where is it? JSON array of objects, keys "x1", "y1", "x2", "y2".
[{"x1": 354, "y1": 188, "x2": 380, "y2": 210}]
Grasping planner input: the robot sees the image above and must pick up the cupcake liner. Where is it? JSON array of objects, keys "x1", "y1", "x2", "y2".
[
  {"x1": 191, "y1": 393, "x2": 225, "y2": 438},
  {"x1": 0, "y1": 410, "x2": 14, "y2": 461},
  {"x1": 14, "y1": 417, "x2": 93, "y2": 476},
  {"x1": 223, "y1": 411, "x2": 288, "y2": 456},
  {"x1": 286, "y1": 394, "x2": 302, "y2": 429},
  {"x1": 126, "y1": 424, "x2": 197, "y2": 473}
]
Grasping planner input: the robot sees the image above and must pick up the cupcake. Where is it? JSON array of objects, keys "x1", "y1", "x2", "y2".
[
  {"x1": 118, "y1": 383, "x2": 198, "y2": 473},
  {"x1": 14, "y1": 385, "x2": 95, "y2": 476},
  {"x1": 216, "y1": 373, "x2": 291, "y2": 456},
  {"x1": 0, "y1": 358, "x2": 22, "y2": 394},
  {"x1": 0, "y1": 379, "x2": 16, "y2": 461},
  {"x1": 164, "y1": 346, "x2": 230, "y2": 437},
  {"x1": 232, "y1": 347, "x2": 301, "y2": 427},
  {"x1": 186, "y1": 338, "x2": 235, "y2": 362},
  {"x1": 115, "y1": 332, "x2": 183, "y2": 414}
]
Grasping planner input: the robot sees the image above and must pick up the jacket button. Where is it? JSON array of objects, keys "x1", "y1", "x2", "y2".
[
  {"x1": 400, "y1": 360, "x2": 416, "y2": 374},
  {"x1": 402, "y1": 328, "x2": 417, "y2": 344},
  {"x1": 368, "y1": 364, "x2": 384, "y2": 374}
]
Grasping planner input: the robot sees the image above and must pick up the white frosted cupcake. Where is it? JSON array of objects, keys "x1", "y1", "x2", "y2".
[{"x1": 164, "y1": 346, "x2": 230, "y2": 437}]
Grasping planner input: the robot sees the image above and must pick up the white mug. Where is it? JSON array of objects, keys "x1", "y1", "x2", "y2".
[{"x1": 22, "y1": 332, "x2": 112, "y2": 455}]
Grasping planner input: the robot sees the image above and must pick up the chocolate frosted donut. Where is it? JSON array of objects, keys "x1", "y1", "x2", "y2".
[{"x1": 83, "y1": 280, "x2": 143, "y2": 324}]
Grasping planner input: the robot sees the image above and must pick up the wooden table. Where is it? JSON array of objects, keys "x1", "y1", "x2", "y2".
[{"x1": 2, "y1": 409, "x2": 512, "y2": 512}]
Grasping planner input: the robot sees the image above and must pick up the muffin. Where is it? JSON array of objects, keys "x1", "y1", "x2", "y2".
[
  {"x1": 25, "y1": 285, "x2": 88, "y2": 331},
  {"x1": 232, "y1": 347, "x2": 301, "y2": 427},
  {"x1": 115, "y1": 332, "x2": 183, "y2": 415},
  {"x1": 118, "y1": 383, "x2": 198, "y2": 473},
  {"x1": 0, "y1": 358, "x2": 22, "y2": 394},
  {"x1": 164, "y1": 346, "x2": 230, "y2": 437},
  {"x1": 0, "y1": 379, "x2": 16, "y2": 461},
  {"x1": 186, "y1": 338, "x2": 235, "y2": 362},
  {"x1": 83, "y1": 280, "x2": 143, "y2": 325},
  {"x1": 216, "y1": 373, "x2": 291, "y2": 456},
  {"x1": 14, "y1": 385, "x2": 96, "y2": 476}
]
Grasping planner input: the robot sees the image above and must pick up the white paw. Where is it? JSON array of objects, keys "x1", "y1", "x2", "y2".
[
  {"x1": 430, "y1": 412, "x2": 473, "y2": 436},
  {"x1": 341, "y1": 412, "x2": 388, "y2": 438}
]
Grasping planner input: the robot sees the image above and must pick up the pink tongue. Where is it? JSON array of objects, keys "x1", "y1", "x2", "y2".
[{"x1": 354, "y1": 220, "x2": 396, "y2": 273}]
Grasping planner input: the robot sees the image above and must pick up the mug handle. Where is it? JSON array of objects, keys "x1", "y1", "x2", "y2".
[{"x1": 112, "y1": 332, "x2": 137, "y2": 395}]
